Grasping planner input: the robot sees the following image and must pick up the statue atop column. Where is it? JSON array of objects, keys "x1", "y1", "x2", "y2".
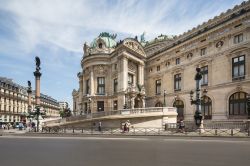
[
  {"x1": 35, "y1": 56, "x2": 41, "y2": 72},
  {"x1": 27, "y1": 80, "x2": 32, "y2": 93}
]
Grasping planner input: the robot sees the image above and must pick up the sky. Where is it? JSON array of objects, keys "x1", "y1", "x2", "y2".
[{"x1": 0, "y1": 0, "x2": 246, "y2": 109}]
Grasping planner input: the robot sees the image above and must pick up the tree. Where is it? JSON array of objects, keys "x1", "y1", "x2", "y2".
[{"x1": 59, "y1": 108, "x2": 72, "y2": 118}]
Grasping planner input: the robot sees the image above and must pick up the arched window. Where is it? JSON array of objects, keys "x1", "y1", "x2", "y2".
[
  {"x1": 229, "y1": 92, "x2": 247, "y2": 116},
  {"x1": 155, "y1": 102, "x2": 163, "y2": 107},
  {"x1": 201, "y1": 96, "x2": 212, "y2": 119},
  {"x1": 173, "y1": 100, "x2": 184, "y2": 121},
  {"x1": 98, "y1": 43, "x2": 103, "y2": 49}
]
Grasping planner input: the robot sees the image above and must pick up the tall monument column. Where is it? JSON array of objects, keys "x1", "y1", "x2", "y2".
[{"x1": 33, "y1": 56, "x2": 42, "y2": 132}]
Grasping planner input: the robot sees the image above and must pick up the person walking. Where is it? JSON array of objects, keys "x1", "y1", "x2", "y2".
[{"x1": 98, "y1": 121, "x2": 102, "y2": 132}]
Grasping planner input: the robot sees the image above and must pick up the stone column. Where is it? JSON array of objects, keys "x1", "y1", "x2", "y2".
[
  {"x1": 120, "y1": 56, "x2": 128, "y2": 92},
  {"x1": 138, "y1": 64, "x2": 144, "y2": 85},
  {"x1": 90, "y1": 66, "x2": 94, "y2": 96},
  {"x1": 33, "y1": 71, "x2": 41, "y2": 106}
]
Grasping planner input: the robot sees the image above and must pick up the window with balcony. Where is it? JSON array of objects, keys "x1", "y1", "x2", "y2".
[
  {"x1": 201, "y1": 66, "x2": 208, "y2": 86},
  {"x1": 232, "y1": 55, "x2": 245, "y2": 80},
  {"x1": 97, "y1": 77, "x2": 105, "y2": 95},
  {"x1": 174, "y1": 74, "x2": 181, "y2": 91},
  {"x1": 114, "y1": 78, "x2": 118, "y2": 93},
  {"x1": 155, "y1": 80, "x2": 161, "y2": 95},
  {"x1": 234, "y1": 34, "x2": 243, "y2": 44}
]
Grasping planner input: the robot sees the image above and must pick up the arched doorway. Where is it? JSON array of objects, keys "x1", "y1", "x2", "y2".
[
  {"x1": 155, "y1": 102, "x2": 163, "y2": 107},
  {"x1": 173, "y1": 100, "x2": 184, "y2": 121},
  {"x1": 201, "y1": 96, "x2": 212, "y2": 119},
  {"x1": 229, "y1": 92, "x2": 247, "y2": 118}
]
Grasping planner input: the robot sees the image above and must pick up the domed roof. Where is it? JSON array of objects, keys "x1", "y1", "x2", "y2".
[{"x1": 90, "y1": 32, "x2": 117, "y2": 48}]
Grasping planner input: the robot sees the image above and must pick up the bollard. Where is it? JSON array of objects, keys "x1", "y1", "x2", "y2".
[
  {"x1": 82, "y1": 129, "x2": 83, "y2": 133},
  {"x1": 73, "y1": 127, "x2": 74, "y2": 133},
  {"x1": 215, "y1": 128, "x2": 217, "y2": 136},
  {"x1": 111, "y1": 128, "x2": 113, "y2": 134},
  {"x1": 231, "y1": 129, "x2": 233, "y2": 136}
]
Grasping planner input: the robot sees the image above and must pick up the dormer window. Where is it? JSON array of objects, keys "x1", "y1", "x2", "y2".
[{"x1": 98, "y1": 43, "x2": 103, "y2": 49}]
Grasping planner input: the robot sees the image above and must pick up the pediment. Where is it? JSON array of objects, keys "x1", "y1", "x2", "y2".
[{"x1": 122, "y1": 38, "x2": 146, "y2": 57}]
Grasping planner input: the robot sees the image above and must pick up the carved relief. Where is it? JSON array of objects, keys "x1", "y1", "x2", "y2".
[
  {"x1": 124, "y1": 40, "x2": 145, "y2": 55},
  {"x1": 128, "y1": 61, "x2": 137, "y2": 72},
  {"x1": 94, "y1": 65, "x2": 108, "y2": 75}
]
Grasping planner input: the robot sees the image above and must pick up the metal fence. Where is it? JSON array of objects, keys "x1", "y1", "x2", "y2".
[{"x1": 37, "y1": 121, "x2": 250, "y2": 137}]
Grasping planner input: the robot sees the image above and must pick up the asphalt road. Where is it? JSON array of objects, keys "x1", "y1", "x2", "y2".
[{"x1": 0, "y1": 136, "x2": 249, "y2": 166}]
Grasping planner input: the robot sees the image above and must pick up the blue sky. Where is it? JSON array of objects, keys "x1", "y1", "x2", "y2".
[{"x1": 0, "y1": 0, "x2": 245, "y2": 109}]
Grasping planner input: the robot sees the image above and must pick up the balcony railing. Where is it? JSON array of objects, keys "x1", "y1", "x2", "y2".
[{"x1": 65, "y1": 107, "x2": 175, "y2": 122}]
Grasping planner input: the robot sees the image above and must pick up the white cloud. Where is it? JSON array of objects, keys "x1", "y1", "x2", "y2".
[{"x1": 0, "y1": 0, "x2": 245, "y2": 54}]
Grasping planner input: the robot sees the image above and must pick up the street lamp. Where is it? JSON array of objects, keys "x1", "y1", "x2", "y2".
[
  {"x1": 247, "y1": 93, "x2": 250, "y2": 119},
  {"x1": 163, "y1": 90, "x2": 167, "y2": 107},
  {"x1": 87, "y1": 94, "x2": 92, "y2": 114},
  {"x1": 190, "y1": 67, "x2": 203, "y2": 127}
]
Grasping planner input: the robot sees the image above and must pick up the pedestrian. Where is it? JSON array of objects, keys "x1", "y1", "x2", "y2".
[
  {"x1": 98, "y1": 121, "x2": 102, "y2": 132},
  {"x1": 179, "y1": 119, "x2": 185, "y2": 133},
  {"x1": 123, "y1": 122, "x2": 127, "y2": 132},
  {"x1": 7, "y1": 123, "x2": 11, "y2": 130},
  {"x1": 127, "y1": 120, "x2": 131, "y2": 132},
  {"x1": 13, "y1": 120, "x2": 16, "y2": 129}
]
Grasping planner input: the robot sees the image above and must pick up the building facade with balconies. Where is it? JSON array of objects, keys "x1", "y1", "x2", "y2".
[
  {"x1": 73, "y1": 1, "x2": 250, "y2": 121},
  {"x1": 0, "y1": 77, "x2": 60, "y2": 124}
]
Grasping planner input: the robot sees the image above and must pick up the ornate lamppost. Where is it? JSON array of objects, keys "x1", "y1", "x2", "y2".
[
  {"x1": 190, "y1": 67, "x2": 203, "y2": 127},
  {"x1": 87, "y1": 94, "x2": 92, "y2": 114},
  {"x1": 163, "y1": 90, "x2": 167, "y2": 107}
]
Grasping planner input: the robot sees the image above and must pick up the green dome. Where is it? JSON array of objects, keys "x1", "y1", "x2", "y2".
[{"x1": 90, "y1": 32, "x2": 117, "y2": 48}]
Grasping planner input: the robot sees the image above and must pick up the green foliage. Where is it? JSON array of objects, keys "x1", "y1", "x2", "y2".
[{"x1": 60, "y1": 108, "x2": 72, "y2": 118}]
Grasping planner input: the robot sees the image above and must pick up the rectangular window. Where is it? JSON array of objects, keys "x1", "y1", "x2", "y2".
[
  {"x1": 200, "y1": 48, "x2": 206, "y2": 56},
  {"x1": 113, "y1": 100, "x2": 118, "y2": 110},
  {"x1": 97, "y1": 101, "x2": 104, "y2": 112},
  {"x1": 128, "y1": 74, "x2": 133, "y2": 86},
  {"x1": 84, "y1": 102, "x2": 87, "y2": 114},
  {"x1": 234, "y1": 34, "x2": 243, "y2": 44},
  {"x1": 201, "y1": 66, "x2": 208, "y2": 85},
  {"x1": 157, "y1": 66, "x2": 160, "y2": 71},
  {"x1": 97, "y1": 77, "x2": 105, "y2": 95},
  {"x1": 174, "y1": 74, "x2": 181, "y2": 91},
  {"x1": 155, "y1": 79, "x2": 161, "y2": 95},
  {"x1": 114, "y1": 78, "x2": 118, "y2": 93},
  {"x1": 176, "y1": 58, "x2": 180, "y2": 65},
  {"x1": 232, "y1": 55, "x2": 245, "y2": 80},
  {"x1": 86, "y1": 79, "x2": 89, "y2": 94}
]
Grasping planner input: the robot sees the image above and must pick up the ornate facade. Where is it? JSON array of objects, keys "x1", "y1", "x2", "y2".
[
  {"x1": 73, "y1": 1, "x2": 250, "y2": 121},
  {"x1": 0, "y1": 77, "x2": 60, "y2": 124}
]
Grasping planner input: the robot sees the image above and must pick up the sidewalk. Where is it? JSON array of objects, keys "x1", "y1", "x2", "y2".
[{"x1": 0, "y1": 128, "x2": 28, "y2": 135}]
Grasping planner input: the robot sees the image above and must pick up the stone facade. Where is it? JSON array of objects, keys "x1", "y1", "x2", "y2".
[
  {"x1": 0, "y1": 77, "x2": 60, "y2": 123},
  {"x1": 73, "y1": 1, "x2": 250, "y2": 121}
]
